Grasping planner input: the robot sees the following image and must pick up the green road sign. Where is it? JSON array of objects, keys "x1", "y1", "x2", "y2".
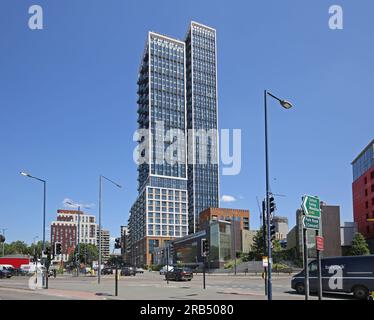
[
  {"x1": 302, "y1": 216, "x2": 320, "y2": 230},
  {"x1": 302, "y1": 195, "x2": 321, "y2": 218}
]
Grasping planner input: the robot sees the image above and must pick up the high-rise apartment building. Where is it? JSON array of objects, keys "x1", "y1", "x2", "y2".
[
  {"x1": 352, "y1": 139, "x2": 374, "y2": 251},
  {"x1": 186, "y1": 22, "x2": 219, "y2": 233},
  {"x1": 129, "y1": 22, "x2": 219, "y2": 266},
  {"x1": 51, "y1": 209, "x2": 97, "y2": 262},
  {"x1": 97, "y1": 229, "x2": 110, "y2": 262},
  {"x1": 129, "y1": 31, "x2": 189, "y2": 266}
]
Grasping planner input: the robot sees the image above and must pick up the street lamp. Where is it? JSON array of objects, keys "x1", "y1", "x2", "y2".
[
  {"x1": 98, "y1": 175, "x2": 122, "y2": 284},
  {"x1": 263, "y1": 90, "x2": 293, "y2": 300},
  {"x1": 20, "y1": 171, "x2": 47, "y2": 253}
]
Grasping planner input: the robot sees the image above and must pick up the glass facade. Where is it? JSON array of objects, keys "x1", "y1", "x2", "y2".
[
  {"x1": 129, "y1": 22, "x2": 220, "y2": 265},
  {"x1": 352, "y1": 141, "x2": 374, "y2": 181},
  {"x1": 129, "y1": 32, "x2": 190, "y2": 265},
  {"x1": 186, "y1": 22, "x2": 219, "y2": 233}
]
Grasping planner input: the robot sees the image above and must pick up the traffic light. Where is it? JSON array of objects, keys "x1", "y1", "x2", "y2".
[
  {"x1": 114, "y1": 237, "x2": 121, "y2": 249},
  {"x1": 201, "y1": 238, "x2": 209, "y2": 257},
  {"x1": 270, "y1": 223, "x2": 276, "y2": 242},
  {"x1": 269, "y1": 196, "x2": 276, "y2": 215},
  {"x1": 55, "y1": 242, "x2": 62, "y2": 255}
]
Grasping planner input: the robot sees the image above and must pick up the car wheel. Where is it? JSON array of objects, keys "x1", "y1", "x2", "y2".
[
  {"x1": 188, "y1": 279, "x2": 191, "y2": 281},
  {"x1": 353, "y1": 286, "x2": 369, "y2": 300},
  {"x1": 295, "y1": 283, "x2": 305, "y2": 295}
]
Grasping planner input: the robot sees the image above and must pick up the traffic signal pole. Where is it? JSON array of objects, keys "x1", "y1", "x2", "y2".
[
  {"x1": 303, "y1": 227, "x2": 309, "y2": 300},
  {"x1": 262, "y1": 200, "x2": 268, "y2": 296},
  {"x1": 203, "y1": 256, "x2": 206, "y2": 289}
]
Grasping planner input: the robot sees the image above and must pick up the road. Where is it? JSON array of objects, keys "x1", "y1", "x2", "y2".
[{"x1": 0, "y1": 272, "x2": 350, "y2": 300}]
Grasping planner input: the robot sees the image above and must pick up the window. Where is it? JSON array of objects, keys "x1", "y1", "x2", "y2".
[{"x1": 308, "y1": 262, "x2": 317, "y2": 272}]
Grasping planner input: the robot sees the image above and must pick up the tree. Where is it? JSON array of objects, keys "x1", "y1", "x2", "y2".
[
  {"x1": 28, "y1": 240, "x2": 49, "y2": 257},
  {"x1": 349, "y1": 233, "x2": 370, "y2": 256},
  {"x1": 249, "y1": 229, "x2": 265, "y2": 260},
  {"x1": 68, "y1": 243, "x2": 98, "y2": 266}
]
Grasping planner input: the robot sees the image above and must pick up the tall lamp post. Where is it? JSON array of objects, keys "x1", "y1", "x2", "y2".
[
  {"x1": 98, "y1": 175, "x2": 122, "y2": 284},
  {"x1": 264, "y1": 90, "x2": 293, "y2": 300},
  {"x1": 20, "y1": 172, "x2": 47, "y2": 253}
]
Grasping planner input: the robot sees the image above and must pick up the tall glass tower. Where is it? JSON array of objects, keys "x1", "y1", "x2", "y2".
[
  {"x1": 129, "y1": 22, "x2": 219, "y2": 266},
  {"x1": 185, "y1": 22, "x2": 219, "y2": 234},
  {"x1": 130, "y1": 32, "x2": 189, "y2": 266}
]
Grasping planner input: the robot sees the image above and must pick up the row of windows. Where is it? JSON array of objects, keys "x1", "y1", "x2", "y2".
[
  {"x1": 150, "y1": 41, "x2": 184, "y2": 53},
  {"x1": 147, "y1": 229, "x2": 188, "y2": 236},
  {"x1": 150, "y1": 38, "x2": 184, "y2": 51}
]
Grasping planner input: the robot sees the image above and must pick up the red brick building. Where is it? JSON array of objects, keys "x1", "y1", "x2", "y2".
[
  {"x1": 352, "y1": 139, "x2": 374, "y2": 252},
  {"x1": 50, "y1": 209, "x2": 98, "y2": 262},
  {"x1": 199, "y1": 208, "x2": 250, "y2": 231}
]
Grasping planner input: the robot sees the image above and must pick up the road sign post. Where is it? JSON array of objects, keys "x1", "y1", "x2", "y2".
[
  {"x1": 316, "y1": 234, "x2": 324, "y2": 300},
  {"x1": 301, "y1": 195, "x2": 322, "y2": 301}
]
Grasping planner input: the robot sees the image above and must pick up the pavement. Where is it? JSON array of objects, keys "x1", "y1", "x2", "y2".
[{"x1": 0, "y1": 272, "x2": 351, "y2": 300}]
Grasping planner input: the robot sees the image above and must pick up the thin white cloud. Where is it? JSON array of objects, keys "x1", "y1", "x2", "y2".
[
  {"x1": 220, "y1": 195, "x2": 237, "y2": 203},
  {"x1": 62, "y1": 198, "x2": 95, "y2": 209}
]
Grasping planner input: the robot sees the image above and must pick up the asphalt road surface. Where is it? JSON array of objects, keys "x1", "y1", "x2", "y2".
[{"x1": 0, "y1": 272, "x2": 351, "y2": 300}]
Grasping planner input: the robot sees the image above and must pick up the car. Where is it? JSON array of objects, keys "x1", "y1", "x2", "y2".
[
  {"x1": 120, "y1": 267, "x2": 136, "y2": 276},
  {"x1": 101, "y1": 267, "x2": 113, "y2": 275},
  {"x1": 0, "y1": 265, "x2": 13, "y2": 278},
  {"x1": 165, "y1": 267, "x2": 193, "y2": 281},
  {"x1": 291, "y1": 255, "x2": 374, "y2": 300},
  {"x1": 159, "y1": 265, "x2": 174, "y2": 275},
  {"x1": 136, "y1": 267, "x2": 145, "y2": 274},
  {"x1": 14, "y1": 268, "x2": 28, "y2": 276},
  {"x1": 0, "y1": 269, "x2": 13, "y2": 279}
]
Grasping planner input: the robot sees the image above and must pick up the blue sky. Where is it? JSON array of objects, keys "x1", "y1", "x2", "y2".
[{"x1": 0, "y1": 0, "x2": 373, "y2": 245}]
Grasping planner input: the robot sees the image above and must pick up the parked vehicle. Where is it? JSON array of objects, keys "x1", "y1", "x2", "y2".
[
  {"x1": 291, "y1": 255, "x2": 374, "y2": 300},
  {"x1": 0, "y1": 265, "x2": 13, "y2": 278},
  {"x1": 0, "y1": 269, "x2": 13, "y2": 278},
  {"x1": 13, "y1": 268, "x2": 28, "y2": 276},
  {"x1": 159, "y1": 265, "x2": 174, "y2": 275},
  {"x1": 120, "y1": 267, "x2": 136, "y2": 276},
  {"x1": 136, "y1": 267, "x2": 145, "y2": 274},
  {"x1": 165, "y1": 267, "x2": 193, "y2": 281},
  {"x1": 101, "y1": 267, "x2": 113, "y2": 275}
]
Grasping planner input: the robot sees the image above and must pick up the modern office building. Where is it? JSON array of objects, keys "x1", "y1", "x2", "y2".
[
  {"x1": 271, "y1": 216, "x2": 289, "y2": 240},
  {"x1": 128, "y1": 22, "x2": 220, "y2": 266},
  {"x1": 185, "y1": 22, "x2": 220, "y2": 234},
  {"x1": 51, "y1": 209, "x2": 97, "y2": 262},
  {"x1": 97, "y1": 229, "x2": 110, "y2": 263},
  {"x1": 351, "y1": 139, "x2": 374, "y2": 252},
  {"x1": 171, "y1": 220, "x2": 232, "y2": 269}
]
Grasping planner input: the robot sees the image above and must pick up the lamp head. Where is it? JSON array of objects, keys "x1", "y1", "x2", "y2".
[
  {"x1": 20, "y1": 171, "x2": 31, "y2": 177},
  {"x1": 280, "y1": 100, "x2": 293, "y2": 109}
]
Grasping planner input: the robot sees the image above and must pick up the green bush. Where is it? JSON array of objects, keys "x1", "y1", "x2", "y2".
[{"x1": 148, "y1": 264, "x2": 162, "y2": 271}]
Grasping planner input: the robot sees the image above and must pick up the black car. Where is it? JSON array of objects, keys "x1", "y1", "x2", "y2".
[
  {"x1": 0, "y1": 269, "x2": 13, "y2": 279},
  {"x1": 291, "y1": 255, "x2": 374, "y2": 300},
  {"x1": 120, "y1": 267, "x2": 136, "y2": 276},
  {"x1": 13, "y1": 268, "x2": 28, "y2": 276},
  {"x1": 165, "y1": 268, "x2": 193, "y2": 281},
  {"x1": 101, "y1": 267, "x2": 113, "y2": 275}
]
